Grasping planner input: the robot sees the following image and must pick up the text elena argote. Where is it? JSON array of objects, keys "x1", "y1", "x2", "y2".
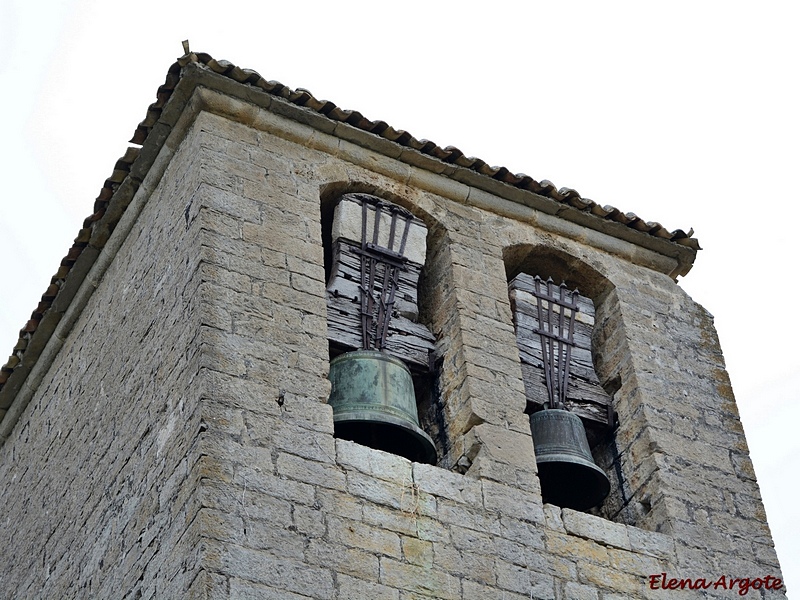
[{"x1": 648, "y1": 573, "x2": 783, "y2": 595}]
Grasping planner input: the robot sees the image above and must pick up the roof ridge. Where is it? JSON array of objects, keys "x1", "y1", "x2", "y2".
[
  {"x1": 0, "y1": 50, "x2": 699, "y2": 398},
  {"x1": 164, "y1": 51, "x2": 697, "y2": 245}
]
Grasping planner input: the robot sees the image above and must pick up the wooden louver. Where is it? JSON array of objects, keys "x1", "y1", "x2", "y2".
[
  {"x1": 326, "y1": 194, "x2": 435, "y2": 372},
  {"x1": 509, "y1": 273, "x2": 612, "y2": 435}
]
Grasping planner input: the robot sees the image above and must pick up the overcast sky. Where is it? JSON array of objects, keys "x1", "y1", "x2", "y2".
[{"x1": 1, "y1": 0, "x2": 797, "y2": 592}]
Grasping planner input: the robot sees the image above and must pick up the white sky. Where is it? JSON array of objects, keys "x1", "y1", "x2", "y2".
[{"x1": 1, "y1": 0, "x2": 797, "y2": 592}]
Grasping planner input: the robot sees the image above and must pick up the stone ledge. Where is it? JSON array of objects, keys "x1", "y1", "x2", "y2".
[
  {"x1": 336, "y1": 439, "x2": 412, "y2": 484},
  {"x1": 562, "y1": 508, "x2": 631, "y2": 550},
  {"x1": 558, "y1": 506, "x2": 677, "y2": 561}
]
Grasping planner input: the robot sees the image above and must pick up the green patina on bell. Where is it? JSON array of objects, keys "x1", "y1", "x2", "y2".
[
  {"x1": 328, "y1": 350, "x2": 436, "y2": 464},
  {"x1": 530, "y1": 408, "x2": 610, "y2": 510}
]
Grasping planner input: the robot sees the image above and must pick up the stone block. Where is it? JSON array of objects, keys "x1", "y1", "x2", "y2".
[
  {"x1": 337, "y1": 574, "x2": 400, "y2": 600},
  {"x1": 275, "y1": 452, "x2": 346, "y2": 491},
  {"x1": 493, "y1": 537, "x2": 542, "y2": 569},
  {"x1": 463, "y1": 423, "x2": 536, "y2": 470},
  {"x1": 457, "y1": 549, "x2": 498, "y2": 585},
  {"x1": 196, "y1": 507, "x2": 245, "y2": 544},
  {"x1": 337, "y1": 438, "x2": 413, "y2": 484},
  {"x1": 498, "y1": 516, "x2": 546, "y2": 549},
  {"x1": 280, "y1": 394, "x2": 334, "y2": 434},
  {"x1": 606, "y1": 547, "x2": 663, "y2": 577},
  {"x1": 346, "y1": 468, "x2": 411, "y2": 511},
  {"x1": 543, "y1": 504, "x2": 565, "y2": 533},
  {"x1": 327, "y1": 516, "x2": 402, "y2": 558},
  {"x1": 379, "y1": 557, "x2": 461, "y2": 600},
  {"x1": 576, "y1": 562, "x2": 641, "y2": 596},
  {"x1": 305, "y1": 539, "x2": 380, "y2": 581},
  {"x1": 292, "y1": 504, "x2": 327, "y2": 538},
  {"x1": 195, "y1": 182, "x2": 263, "y2": 223},
  {"x1": 228, "y1": 578, "x2": 314, "y2": 600},
  {"x1": 462, "y1": 580, "x2": 530, "y2": 600},
  {"x1": 240, "y1": 516, "x2": 308, "y2": 560},
  {"x1": 482, "y1": 479, "x2": 545, "y2": 524},
  {"x1": 545, "y1": 531, "x2": 610, "y2": 566},
  {"x1": 401, "y1": 536, "x2": 433, "y2": 567},
  {"x1": 270, "y1": 422, "x2": 337, "y2": 464},
  {"x1": 412, "y1": 462, "x2": 482, "y2": 506},
  {"x1": 203, "y1": 480, "x2": 294, "y2": 527},
  {"x1": 562, "y1": 509, "x2": 631, "y2": 550},
  {"x1": 212, "y1": 543, "x2": 335, "y2": 599},
  {"x1": 495, "y1": 561, "x2": 556, "y2": 599},
  {"x1": 450, "y1": 524, "x2": 494, "y2": 552},
  {"x1": 436, "y1": 498, "x2": 501, "y2": 536},
  {"x1": 314, "y1": 488, "x2": 364, "y2": 521},
  {"x1": 363, "y1": 503, "x2": 425, "y2": 536},
  {"x1": 412, "y1": 516, "x2": 451, "y2": 543},
  {"x1": 627, "y1": 526, "x2": 675, "y2": 560},
  {"x1": 183, "y1": 570, "x2": 231, "y2": 600},
  {"x1": 467, "y1": 453, "x2": 537, "y2": 491},
  {"x1": 564, "y1": 581, "x2": 599, "y2": 600},
  {"x1": 752, "y1": 540, "x2": 782, "y2": 569},
  {"x1": 431, "y1": 541, "x2": 463, "y2": 575}
]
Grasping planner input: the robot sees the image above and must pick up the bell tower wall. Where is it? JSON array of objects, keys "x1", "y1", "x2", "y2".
[
  {"x1": 0, "y1": 71, "x2": 785, "y2": 598},
  {"x1": 0, "y1": 112, "x2": 212, "y2": 597}
]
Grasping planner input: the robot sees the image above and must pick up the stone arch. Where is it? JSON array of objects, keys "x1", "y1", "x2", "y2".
[
  {"x1": 503, "y1": 242, "x2": 633, "y2": 515},
  {"x1": 319, "y1": 181, "x2": 443, "y2": 283},
  {"x1": 503, "y1": 243, "x2": 614, "y2": 304},
  {"x1": 318, "y1": 182, "x2": 454, "y2": 464}
]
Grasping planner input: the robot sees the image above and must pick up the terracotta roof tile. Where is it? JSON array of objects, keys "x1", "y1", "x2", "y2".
[
  {"x1": 164, "y1": 54, "x2": 698, "y2": 247},
  {"x1": 0, "y1": 50, "x2": 700, "y2": 400}
]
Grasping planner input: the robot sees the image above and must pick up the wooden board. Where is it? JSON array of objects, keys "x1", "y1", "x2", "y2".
[
  {"x1": 509, "y1": 273, "x2": 612, "y2": 430},
  {"x1": 326, "y1": 239, "x2": 434, "y2": 370}
]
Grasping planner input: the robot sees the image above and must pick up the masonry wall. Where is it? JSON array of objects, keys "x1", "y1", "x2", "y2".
[
  {"x1": 0, "y1": 118, "x2": 211, "y2": 598},
  {"x1": 181, "y1": 104, "x2": 785, "y2": 598},
  {"x1": 0, "y1": 90, "x2": 786, "y2": 599}
]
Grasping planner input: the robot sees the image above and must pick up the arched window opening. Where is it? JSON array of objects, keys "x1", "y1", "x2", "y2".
[
  {"x1": 322, "y1": 192, "x2": 438, "y2": 464},
  {"x1": 505, "y1": 245, "x2": 621, "y2": 513}
]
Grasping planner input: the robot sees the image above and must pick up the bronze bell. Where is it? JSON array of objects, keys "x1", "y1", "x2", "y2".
[
  {"x1": 328, "y1": 350, "x2": 436, "y2": 464},
  {"x1": 530, "y1": 409, "x2": 610, "y2": 510}
]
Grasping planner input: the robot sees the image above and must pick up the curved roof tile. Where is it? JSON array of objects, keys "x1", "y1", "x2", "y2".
[{"x1": 0, "y1": 50, "x2": 699, "y2": 395}]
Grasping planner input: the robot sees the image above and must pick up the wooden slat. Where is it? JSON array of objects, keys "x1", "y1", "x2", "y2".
[
  {"x1": 330, "y1": 241, "x2": 421, "y2": 319},
  {"x1": 510, "y1": 273, "x2": 612, "y2": 430},
  {"x1": 327, "y1": 239, "x2": 434, "y2": 370}
]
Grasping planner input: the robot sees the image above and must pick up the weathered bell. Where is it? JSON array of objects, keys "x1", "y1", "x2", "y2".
[
  {"x1": 530, "y1": 409, "x2": 610, "y2": 510},
  {"x1": 328, "y1": 350, "x2": 436, "y2": 464}
]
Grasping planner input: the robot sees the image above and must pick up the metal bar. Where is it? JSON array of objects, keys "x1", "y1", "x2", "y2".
[
  {"x1": 359, "y1": 199, "x2": 382, "y2": 350},
  {"x1": 562, "y1": 288, "x2": 578, "y2": 406},
  {"x1": 359, "y1": 201, "x2": 370, "y2": 349},
  {"x1": 353, "y1": 197, "x2": 418, "y2": 352},
  {"x1": 354, "y1": 246, "x2": 407, "y2": 268},
  {"x1": 375, "y1": 209, "x2": 399, "y2": 349},
  {"x1": 387, "y1": 208, "x2": 398, "y2": 251},
  {"x1": 548, "y1": 279, "x2": 559, "y2": 408},
  {"x1": 360, "y1": 199, "x2": 368, "y2": 251},
  {"x1": 366, "y1": 257, "x2": 377, "y2": 349},
  {"x1": 376, "y1": 261, "x2": 392, "y2": 350},
  {"x1": 378, "y1": 264, "x2": 400, "y2": 348},
  {"x1": 371, "y1": 202, "x2": 382, "y2": 246},
  {"x1": 528, "y1": 285, "x2": 579, "y2": 309},
  {"x1": 397, "y1": 213, "x2": 412, "y2": 257},
  {"x1": 556, "y1": 283, "x2": 566, "y2": 408},
  {"x1": 529, "y1": 329, "x2": 574, "y2": 344},
  {"x1": 535, "y1": 277, "x2": 555, "y2": 409},
  {"x1": 378, "y1": 212, "x2": 412, "y2": 348},
  {"x1": 529, "y1": 275, "x2": 582, "y2": 411}
]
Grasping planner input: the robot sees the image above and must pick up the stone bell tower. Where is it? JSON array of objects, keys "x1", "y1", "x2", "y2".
[{"x1": 0, "y1": 51, "x2": 786, "y2": 598}]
